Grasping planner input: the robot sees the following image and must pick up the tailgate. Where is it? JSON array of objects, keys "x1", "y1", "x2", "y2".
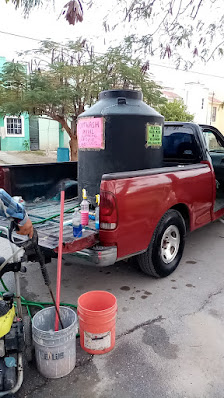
[{"x1": 0, "y1": 199, "x2": 98, "y2": 254}]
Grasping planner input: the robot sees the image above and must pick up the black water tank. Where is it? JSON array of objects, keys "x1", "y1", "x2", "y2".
[{"x1": 77, "y1": 89, "x2": 164, "y2": 202}]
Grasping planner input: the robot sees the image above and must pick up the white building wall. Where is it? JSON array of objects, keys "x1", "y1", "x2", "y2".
[
  {"x1": 183, "y1": 83, "x2": 210, "y2": 124},
  {"x1": 38, "y1": 117, "x2": 74, "y2": 150},
  {"x1": 64, "y1": 131, "x2": 70, "y2": 148},
  {"x1": 39, "y1": 118, "x2": 59, "y2": 150}
]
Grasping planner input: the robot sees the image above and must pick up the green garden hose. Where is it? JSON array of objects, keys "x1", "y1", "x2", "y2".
[
  {"x1": 0, "y1": 277, "x2": 8, "y2": 292},
  {"x1": 0, "y1": 278, "x2": 77, "y2": 321},
  {"x1": 32, "y1": 204, "x2": 79, "y2": 225}
]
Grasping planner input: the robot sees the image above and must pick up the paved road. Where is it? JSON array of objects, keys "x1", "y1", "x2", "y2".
[{"x1": 1, "y1": 220, "x2": 224, "y2": 398}]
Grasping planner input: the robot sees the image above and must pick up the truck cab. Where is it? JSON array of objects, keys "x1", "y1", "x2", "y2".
[
  {"x1": 163, "y1": 122, "x2": 224, "y2": 218},
  {"x1": 200, "y1": 124, "x2": 224, "y2": 215}
]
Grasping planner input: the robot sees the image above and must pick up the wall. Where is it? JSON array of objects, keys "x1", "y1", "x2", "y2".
[
  {"x1": 0, "y1": 114, "x2": 30, "y2": 151},
  {"x1": 182, "y1": 82, "x2": 224, "y2": 133},
  {"x1": 0, "y1": 56, "x2": 6, "y2": 70},
  {"x1": 59, "y1": 123, "x2": 70, "y2": 149},
  {"x1": 39, "y1": 117, "x2": 70, "y2": 150},
  {"x1": 63, "y1": 119, "x2": 71, "y2": 149},
  {"x1": 184, "y1": 82, "x2": 209, "y2": 124},
  {"x1": 64, "y1": 131, "x2": 70, "y2": 149},
  {"x1": 1, "y1": 114, "x2": 71, "y2": 151},
  {"x1": 38, "y1": 118, "x2": 59, "y2": 150},
  {"x1": 0, "y1": 117, "x2": 3, "y2": 151},
  {"x1": 208, "y1": 102, "x2": 224, "y2": 134},
  {"x1": 214, "y1": 107, "x2": 224, "y2": 134},
  {"x1": 38, "y1": 117, "x2": 69, "y2": 150}
]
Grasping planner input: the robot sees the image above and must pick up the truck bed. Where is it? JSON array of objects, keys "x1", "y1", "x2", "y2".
[
  {"x1": 0, "y1": 161, "x2": 99, "y2": 255},
  {"x1": 0, "y1": 162, "x2": 78, "y2": 201}
]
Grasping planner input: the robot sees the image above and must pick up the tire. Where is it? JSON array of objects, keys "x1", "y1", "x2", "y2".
[
  {"x1": 137, "y1": 209, "x2": 186, "y2": 278},
  {"x1": 23, "y1": 316, "x2": 33, "y2": 363}
]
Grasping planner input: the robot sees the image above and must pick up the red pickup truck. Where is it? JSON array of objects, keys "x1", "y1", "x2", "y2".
[
  {"x1": 72, "y1": 122, "x2": 224, "y2": 277},
  {"x1": 1, "y1": 122, "x2": 224, "y2": 278}
]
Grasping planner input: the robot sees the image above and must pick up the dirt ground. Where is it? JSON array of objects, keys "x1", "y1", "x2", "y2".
[{"x1": 0, "y1": 150, "x2": 58, "y2": 165}]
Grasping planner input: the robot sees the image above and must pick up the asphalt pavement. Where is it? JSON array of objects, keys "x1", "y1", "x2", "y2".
[{"x1": 1, "y1": 220, "x2": 224, "y2": 398}]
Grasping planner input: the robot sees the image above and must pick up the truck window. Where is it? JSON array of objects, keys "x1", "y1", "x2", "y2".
[
  {"x1": 163, "y1": 126, "x2": 200, "y2": 162},
  {"x1": 202, "y1": 130, "x2": 224, "y2": 152}
]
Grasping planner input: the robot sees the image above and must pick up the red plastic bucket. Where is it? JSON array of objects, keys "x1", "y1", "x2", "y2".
[{"x1": 77, "y1": 290, "x2": 117, "y2": 355}]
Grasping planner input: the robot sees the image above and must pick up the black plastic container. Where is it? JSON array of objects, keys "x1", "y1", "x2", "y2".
[{"x1": 77, "y1": 89, "x2": 164, "y2": 202}]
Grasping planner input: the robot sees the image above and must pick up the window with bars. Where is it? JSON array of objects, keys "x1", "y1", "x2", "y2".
[
  {"x1": 5, "y1": 117, "x2": 23, "y2": 136},
  {"x1": 211, "y1": 107, "x2": 217, "y2": 122}
]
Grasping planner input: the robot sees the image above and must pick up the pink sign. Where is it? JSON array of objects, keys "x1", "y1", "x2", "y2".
[{"x1": 77, "y1": 117, "x2": 104, "y2": 149}]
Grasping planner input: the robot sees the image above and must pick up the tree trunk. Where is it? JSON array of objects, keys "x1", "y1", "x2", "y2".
[
  {"x1": 46, "y1": 113, "x2": 79, "y2": 161},
  {"x1": 69, "y1": 134, "x2": 78, "y2": 161},
  {"x1": 69, "y1": 118, "x2": 78, "y2": 161}
]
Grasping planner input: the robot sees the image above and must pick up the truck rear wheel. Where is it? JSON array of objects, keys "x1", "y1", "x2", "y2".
[{"x1": 137, "y1": 209, "x2": 186, "y2": 277}]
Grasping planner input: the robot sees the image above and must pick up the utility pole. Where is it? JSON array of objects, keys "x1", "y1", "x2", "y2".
[{"x1": 210, "y1": 91, "x2": 214, "y2": 124}]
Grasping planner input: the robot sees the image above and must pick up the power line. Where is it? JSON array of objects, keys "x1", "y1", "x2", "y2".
[
  {"x1": 149, "y1": 62, "x2": 224, "y2": 80},
  {"x1": 1, "y1": 29, "x2": 224, "y2": 80},
  {"x1": 0, "y1": 30, "x2": 41, "y2": 42}
]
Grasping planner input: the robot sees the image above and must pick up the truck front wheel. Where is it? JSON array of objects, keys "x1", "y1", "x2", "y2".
[{"x1": 137, "y1": 209, "x2": 186, "y2": 277}]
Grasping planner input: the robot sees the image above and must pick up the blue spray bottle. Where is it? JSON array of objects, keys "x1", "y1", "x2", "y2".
[
  {"x1": 95, "y1": 194, "x2": 100, "y2": 230},
  {"x1": 73, "y1": 208, "x2": 82, "y2": 238}
]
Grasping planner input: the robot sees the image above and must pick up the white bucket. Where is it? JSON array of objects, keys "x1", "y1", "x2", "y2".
[{"x1": 32, "y1": 306, "x2": 78, "y2": 379}]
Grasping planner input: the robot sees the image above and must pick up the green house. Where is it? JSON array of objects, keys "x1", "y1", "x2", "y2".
[{"x1": 0, "y1": 56, "x2": 69, "y2": 152}]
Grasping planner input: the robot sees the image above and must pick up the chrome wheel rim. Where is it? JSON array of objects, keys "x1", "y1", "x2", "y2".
[{"x1": 160, "y1": 225, "x2": 180, "y2": 264}]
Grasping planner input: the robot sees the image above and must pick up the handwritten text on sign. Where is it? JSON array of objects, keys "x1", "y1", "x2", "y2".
[
  {"x1": 146, "y1": 124, "x2": 162, "y2": 148},
  {"x1": 77, "y1": 117, "x2": 105, "y2": 150}
]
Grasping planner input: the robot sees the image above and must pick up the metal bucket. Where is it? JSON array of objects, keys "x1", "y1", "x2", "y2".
[{"x1": 32, "y1": 306, "x2": 77, "y2": 379}]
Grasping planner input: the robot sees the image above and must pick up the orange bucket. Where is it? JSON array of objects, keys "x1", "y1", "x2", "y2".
[{"x1": 77, "y1": 290, "x2": 117, "y2": 355}]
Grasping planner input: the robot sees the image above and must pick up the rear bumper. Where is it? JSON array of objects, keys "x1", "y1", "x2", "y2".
[{"x1": 70, "y1": 245, "x2": 117, "y2": 267}]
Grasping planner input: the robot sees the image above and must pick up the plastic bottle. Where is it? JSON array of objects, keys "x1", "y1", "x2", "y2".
[
  {"x1": 81, "y1": 189, "x2": 89, "y2": 226},
  {"x1": 95, "y1": 194, "x2": 100, "y2": 230},
  {"x1": 73, "y1": 208, "x2": 82, "y2": 238}
]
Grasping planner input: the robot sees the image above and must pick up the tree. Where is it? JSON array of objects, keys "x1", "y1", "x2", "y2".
[
  {"x1": 96, "y1": 0, "x2": 224, "y2": 67},
  {"x1": 0, "y1": 40, "x2": 166, "y2": 160},
  {"x1": 7, "y1": 0, "x2": 224, "y2": 65},
  {"x1": 158, "y1": 99, "x2": 194, "y2": 122},
  {"x1": 0, "y1": 62, "x2": 28, "y2": 113},
  {"x1": 6, "y1": 0, "x2": 42, "y2": 14},
  {"x1": 7, "y1": 0, "x2": 83, "y2": 25}
]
